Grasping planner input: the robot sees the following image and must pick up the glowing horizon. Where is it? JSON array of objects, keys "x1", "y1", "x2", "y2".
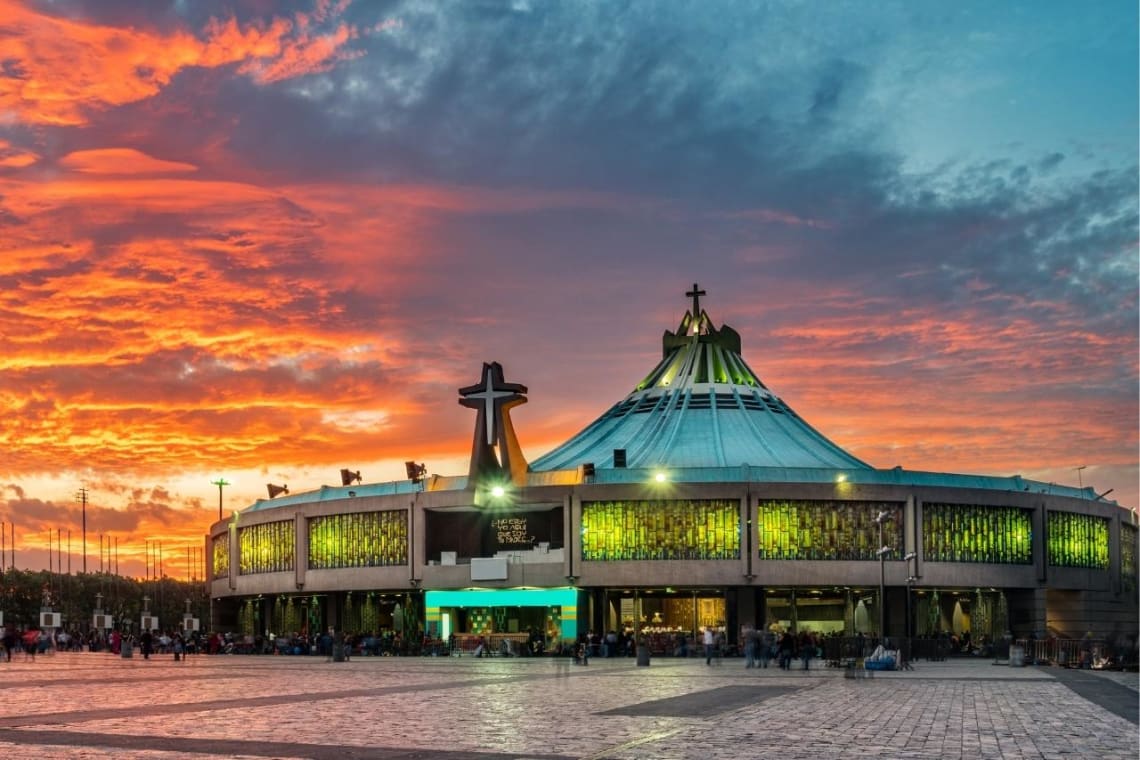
[{"x1": 0, "y1": 1, "x2": 1135, "y2": 574}]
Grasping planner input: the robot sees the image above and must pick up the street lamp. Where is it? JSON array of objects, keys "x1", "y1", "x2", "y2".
[
  {"x1": 874, "y1": 510, "x2": 891, "y2": 644},
  {"x1": 1076, "y1": 465, "x2": 1087, "y2": 490},
  {"x1": 903, "y1": 551, "x2": 917, "y2": 665},
  {"x1": 903, "y1": 552, "x2": 917, "y2": 638},
  {"x1": 211, "y1": 478, "x2": 230, "y2": 522}
]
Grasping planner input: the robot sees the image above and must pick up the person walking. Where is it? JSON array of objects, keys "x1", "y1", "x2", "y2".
[
  {"x1": 743, "y1": 626, "x2": 758, "y2": 669},
  {"x1": 703, "y1": 626, "x2": 715, "y2": 665},
  {"x1": 799, "y1": 630, "x2": 815, "y2": 670},
  {"x1": 759, "y1": 627, "x2": 775, "y2": 668},
  {"x1": 778, "y1": 631, "x2": 795, "y2": 670}
]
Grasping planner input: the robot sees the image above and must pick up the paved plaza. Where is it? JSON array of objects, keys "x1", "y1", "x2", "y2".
[{"x1": 0, "y1": 652, "x2": 1135, "y2": 759}]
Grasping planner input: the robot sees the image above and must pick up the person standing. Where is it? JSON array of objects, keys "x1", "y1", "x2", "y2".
[
  {"x1": 1, "y1": 625, "x2": 15, "y2": 661},
  {"x1": 703, "y1": 626, "x2": 715, "y2": 665},
  {"x1": 140, "y1": 629, "x2": 153, "y2": 660}
]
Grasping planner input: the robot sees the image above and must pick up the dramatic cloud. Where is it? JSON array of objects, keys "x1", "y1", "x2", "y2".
[
  {"x1": 58, "y1": 148, "x2": 198, "y2": 174},
  {"x1": 0, "y1": 0, "x2": 379, "y2": 125},
  {"x1": 0, "y1": 0, "x2": 1135, "y2": 572}
]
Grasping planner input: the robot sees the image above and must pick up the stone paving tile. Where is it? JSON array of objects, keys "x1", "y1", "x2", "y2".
[{"x1": 0, "y1": 654, "x2": 1134, "y2": 760}]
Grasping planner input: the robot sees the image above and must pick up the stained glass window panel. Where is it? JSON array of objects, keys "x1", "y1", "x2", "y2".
[
  {"x1": 1047, "y1": 511, "x2": 1109, "y2": 569},
  {"x1": 581, "y1": 500, "x2": 740, "y2": 560},
  {"x1": 238, "y1": 520, "x2": 295, "y2": 575},
  {"x1": 1122, "y1": 524, "x2": 1137, "y2": 592},
  {"x1": 211, "y1": 534, "x2": 229, "y2": 579},
  {"x1": 308, "y1": 510, "x2": 408, "y2": 569},
  {"x1": 757, "y1": 500, "x2": 903, "y2": 560},
  {"x1": 923, "y1": 503, "x2": 1032, "y2": 564}
]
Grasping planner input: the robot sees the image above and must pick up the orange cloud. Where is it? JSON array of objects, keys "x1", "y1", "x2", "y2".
[
  {"x1": 0, "y1": 0, "x2": 370, "y2": 126},
  {"x1": 59, "y1": 148, "x2": 197, "y2": 174},
  {"x1": 0, "y1": 139, "x2": 38, "y2": 167}
]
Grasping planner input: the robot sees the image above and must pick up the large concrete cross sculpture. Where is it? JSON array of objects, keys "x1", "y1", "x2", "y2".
[{"x1": 458, "y1": 362, "x2": 529, "y2": 486}]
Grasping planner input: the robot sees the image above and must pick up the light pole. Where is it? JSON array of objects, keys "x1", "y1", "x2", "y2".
[
  {"x1": 1076, "y1": 465, "x2": 1086, "y2": 490},
  {"x1": 76, "y1": 487, "x2": 88, "y2": 573},
  {"x1": 211, "y1": 478, "x2": 230, "y2": 522},
  {"x1": 874, "y1": 510, "x2": 891, "y2": 644},
  {"x1": 904, "y1": 551, "x2": 917, "y2": 665},
  {"x1": 903, "y1": 552, "x2": 917, "y2": 639}
]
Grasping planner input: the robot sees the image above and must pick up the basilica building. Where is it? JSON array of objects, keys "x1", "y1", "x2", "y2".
[{"x1": 208, "y1": 286, "x2": 1138, "y2": 653}]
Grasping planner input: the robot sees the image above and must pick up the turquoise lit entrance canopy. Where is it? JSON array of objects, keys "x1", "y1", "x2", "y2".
[
  {"x1": 530, "y1": 284, "x2": 870, "y2": 472},
  {"x1": 425, "y1": 587, "x2": 580, "y2": 640}
]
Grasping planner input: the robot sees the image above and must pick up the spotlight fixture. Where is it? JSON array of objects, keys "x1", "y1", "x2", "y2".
[
  {"x1": 405, "y1": 461, "x2": 427, "y2": 484},
  {"x1": 266, "y1": 484, "x2": 289, "y2": 499},
  {"x1": 340, "y1": 469, "x2": 362, "y2": 486}
]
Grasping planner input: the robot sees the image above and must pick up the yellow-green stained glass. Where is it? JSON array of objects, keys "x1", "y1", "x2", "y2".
[
  {"x1": 270, "y1": 596, "x2": 305, "y2": 635},
  {"x1": 580, "y1": 500, "x2": 740, "y2": 560},
  {"x1": 1047, "y1": 511, "x2": 1109, "y2": 569},
  {"x1": 924, "y1": 503, "x2": 1032, "y2": 564},
  {"x1": 1122, "y1": 524, "x2": 1137, "y2": 593},
  {"x1": 307, "y1": 510, "x2": 408, "y2": 569},
  {"x1": 756, "y1": 500, "x2": 902, "y2": 560},
  {"x1": 238, "y1": 520, "x2": 295, "y2": 575},
  {"x1": 211, "y1": 534, "x2": 229, "y2": 579}
]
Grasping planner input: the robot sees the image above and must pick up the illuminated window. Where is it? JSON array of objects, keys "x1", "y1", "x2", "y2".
[
  {"x1": 924, "y1": 503, "x2": 1032, "y2": 564},
  {"x1": 757, "y1": 500, "x2": 903, "y2": 560},
  {"x1": 270, "y1": 596, "x2": 306, "y2": 635},
  {"x1": 1122, "y1": 524, "x2": 1137, "y2": 592},
  {"x1": 581, "y1": 499, "x2": 740, "y2": 560},
  {"x1": 211, "y1": 534, "x2": 229, "y2": 579},
  {"x1": 238, "y1": 520, "x2": 295, "y2": 575},
  {"x1": 307, "y1": 511, "x2": 408, "y2": 569},
  {"x1": 1047, "y1": 511, "x2": 1109, "y2": 569}
]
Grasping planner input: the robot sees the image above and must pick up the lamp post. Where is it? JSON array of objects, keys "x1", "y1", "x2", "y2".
[
  {"x1": 211, "y1": 478, "x2": 230, "y2": 522},
  {"x1": 904, "y1": 551, "x2": 917, "y2": 665},
  {"x1": 903, "y1": 552, "x2": 917, "y2": 640},
  {"x1": 76, "y1": 487, "x2": 88, "y2": 574},
  {"x1": 874, "y1": 510, "x2": 891, "y2": 644},
  {"x1": 1076, "y1": 465, "x2": 1086, "y2": 489}
]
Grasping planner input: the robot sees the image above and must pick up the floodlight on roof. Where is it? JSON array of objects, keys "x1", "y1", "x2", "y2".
[
  {"x1": 340, "y1": 469, "x2": 362, "y2": 486},
  {"x1": 405, "y1": 461, "x2": 427, "y2": 483},
  {"x1": 266, "y1": 484, "x2": 289, "y2": 499}
]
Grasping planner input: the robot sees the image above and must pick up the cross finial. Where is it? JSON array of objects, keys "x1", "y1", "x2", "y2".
[{"x1": 686, "y1": 283, "x2": 706, "y2": 318}]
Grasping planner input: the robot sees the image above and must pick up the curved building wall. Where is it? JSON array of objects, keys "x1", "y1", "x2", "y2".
[{"x1": 208, "y1": 475, "x2": 1138, "y2": 642}]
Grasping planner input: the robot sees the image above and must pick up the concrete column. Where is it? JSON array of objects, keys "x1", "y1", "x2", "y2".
[
  {"x1": 228, "y1": 523, "x2": 238, "y2": 591},
  {"x1": 294, "y1": 511, "x2": 307, "y2": 591}
]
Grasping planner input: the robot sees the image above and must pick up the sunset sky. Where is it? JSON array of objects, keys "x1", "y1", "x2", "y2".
[{"x1": 1, "y1": 0, "x2": 1136, "y2": 579}]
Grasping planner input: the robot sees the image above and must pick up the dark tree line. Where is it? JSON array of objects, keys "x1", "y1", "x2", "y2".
[{"x1": 0, "y1": 569, "x2": 208, "y2": 632}]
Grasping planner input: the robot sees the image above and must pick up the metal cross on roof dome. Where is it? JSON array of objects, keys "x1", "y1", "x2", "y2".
[
  {"x1": 458, "y1": 362, "x2": 530, "y2": 487},
  {"x1": 459, "y1": 363, "x2": 527, "y2": 446},
  {"x1": 687, "y1": 283, "x2": 706, "y2": 318}
]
